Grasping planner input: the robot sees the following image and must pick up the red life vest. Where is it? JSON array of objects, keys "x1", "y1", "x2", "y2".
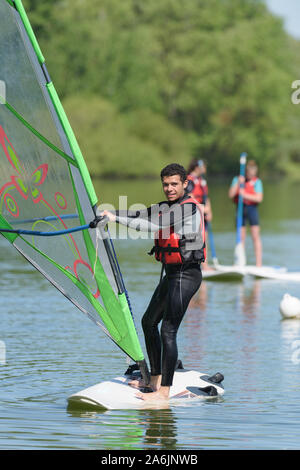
[
  {"x1": 149, "y1": 197, "x2": 206, "y2": 264},
  {"x1": 187, "y1": 174, "x2": 208, "y2": 204},
  {"x1": 234, "y1": 177, "x2": 259, "y2": 206}
]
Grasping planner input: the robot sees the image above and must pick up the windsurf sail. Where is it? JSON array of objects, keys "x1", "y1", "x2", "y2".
[{"x1": 0, "y1": 0, "x2": 149, "y2": 381}]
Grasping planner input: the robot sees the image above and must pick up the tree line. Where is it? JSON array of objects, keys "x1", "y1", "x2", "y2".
[{"x1": 24, "y1": 0, "x2": 300, "y2": 179}]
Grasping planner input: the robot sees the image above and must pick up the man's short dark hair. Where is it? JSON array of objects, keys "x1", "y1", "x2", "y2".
[{"x1": 160, "y1": 163, "x2": 187, "y2": 183}]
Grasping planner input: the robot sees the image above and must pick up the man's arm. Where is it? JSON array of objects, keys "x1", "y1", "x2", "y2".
[{"x1": 102, "y1": 202, "x2": 198, "y2": 234}]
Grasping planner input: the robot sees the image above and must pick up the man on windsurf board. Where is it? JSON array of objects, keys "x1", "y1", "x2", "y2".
[{"x1": 101, "y1": 163, "x2": 206, "y2": 402}]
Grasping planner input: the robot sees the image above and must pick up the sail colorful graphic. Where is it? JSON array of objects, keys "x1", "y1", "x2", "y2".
[{"x1": 0, "y1": 0, "x2": 147, "y2": 372}]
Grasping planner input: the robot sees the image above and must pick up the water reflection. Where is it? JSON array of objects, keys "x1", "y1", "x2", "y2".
[
  {"x1": 139, "y1": 409, "x2": 178, "y2": 449},
  {"x1": 182, "y1": 280, "x2": 263, "y2": 369},
  {"x1": 236, "y1": 282, "x2": 261, "y2": 393},
  {"x1": 189, "y1": 281, "x2": 209, "y2": 311},
  {"x1": 189, "y1": 279, "x2": 261, "y2": 316},
  {"x1": 67, "y1": 406, "x2": 178, "y2": 450},
  {"x1": 280, "y1": 318, "x2": 300, "y2": 366},
  {"x1": 240, "y1": 281, "x2": 261, "y2": 318},
  {"x1": 280, "y1": 318, "x2": 300, "y2": 341},
  {"x1": 183, "y1": 283, "x2": 208, "y2": 366},
  {"x1": 2, "y1": 178, "x2": 300, "y2": 449}
]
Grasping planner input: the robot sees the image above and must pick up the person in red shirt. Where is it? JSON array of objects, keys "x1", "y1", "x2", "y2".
[
  {"x1": 187, "y1": 159, "x2": 213, "y2": 270},
  {"x1": 187, "y1": 160, "x2": 212, "y2": 222}
]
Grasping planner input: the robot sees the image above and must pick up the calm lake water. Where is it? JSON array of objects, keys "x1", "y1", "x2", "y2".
[{"x1": 0, "y1": 179, "x2": 300, "y2": 450}]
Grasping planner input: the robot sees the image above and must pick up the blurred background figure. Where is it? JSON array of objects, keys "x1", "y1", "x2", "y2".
[
  {"x1": 187, "y1": 159, "x2": 212, "y2": 222},
  {"x1": 228, "y1": 160, "x2": 263, "y2": 267},
  {"x1": 187, "y1": 159, "x2": 213, "y2": 270}
]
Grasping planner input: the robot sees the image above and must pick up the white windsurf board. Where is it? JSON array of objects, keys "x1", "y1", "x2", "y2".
[{"x1": 67, "y1": 368, "x2": 225, "y2": 410}]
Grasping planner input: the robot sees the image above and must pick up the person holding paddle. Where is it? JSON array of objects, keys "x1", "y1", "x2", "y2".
[
  {"x1": 101, "y1": 163, "x2": 206, "y2": 402},
  {"x1": 228, "y1": 159, "x2": 263, "y2": 267},
  {"x1": 187, "y1": 159, "x2": 212, "y2": 224},
  {"x1": 187, "y1": 159, "x2": 215, "y2": 270}
]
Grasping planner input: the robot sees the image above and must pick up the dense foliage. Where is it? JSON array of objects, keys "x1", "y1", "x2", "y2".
[{"x1": 24, "y1": 0, "x2": 300, "y2": 178}]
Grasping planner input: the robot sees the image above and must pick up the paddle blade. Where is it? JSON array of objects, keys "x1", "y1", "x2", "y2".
[{"x1": 234, "y1": 241, "x2": 246, "y2": 266}]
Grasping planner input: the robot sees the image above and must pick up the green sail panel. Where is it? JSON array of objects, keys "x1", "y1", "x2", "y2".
[{"x1": 0, "y1": 0, "x2": 144, "y2": 363}]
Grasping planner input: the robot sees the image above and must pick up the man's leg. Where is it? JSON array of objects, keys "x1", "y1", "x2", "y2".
[
  {"x1": 137, "y1": 264, "x2": 202, "y2": 401},
  {"x1": 248, "y1": 206, "x2": 262, "y2": 267},
  {"x1": 129, "y1": 276, "x2": 168, "y2": 390},
  {"x1": 160, "y1": 264, "x2": 202, "y2": 387},
  {"x1": 250, "y1": 225, "x2": 262, "y2": 267},
  {"x1": 241, "y1": 226, "x2": 247, "y2": 245}
]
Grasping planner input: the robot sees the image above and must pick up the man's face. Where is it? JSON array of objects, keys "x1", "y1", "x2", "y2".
[{"x1": 162, "y1": 175, "x2": 188, "y2": 202}]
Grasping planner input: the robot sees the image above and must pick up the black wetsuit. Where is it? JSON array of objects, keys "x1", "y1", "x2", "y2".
[
  {"x1": 115, "y1": 194, "x2": 203, "y2": 387},
  {"x1": 142, "y1": 263, "x2": 202, "y2": 386}
]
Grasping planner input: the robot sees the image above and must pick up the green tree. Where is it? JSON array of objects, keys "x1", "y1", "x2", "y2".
[
  {"x1": 23, "y1": 0, "x2": 300, "y2": 177},
  {"x1": 64, "y1": 95, "x2": 191, "y2": 177}
]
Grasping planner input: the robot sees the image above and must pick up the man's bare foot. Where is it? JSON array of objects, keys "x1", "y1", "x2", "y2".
[
  {"x1": 129, "y1": 374, "x2": 162, "y2": 393},
  {"x1": 136, "y1": 386, "x2": 170, "y2": 402}
]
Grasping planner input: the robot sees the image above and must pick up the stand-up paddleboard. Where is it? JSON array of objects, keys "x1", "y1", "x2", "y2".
[
  {"x1": 244, "y1": 265, "x2": 287, "y2": 279},
  {"x1": 251, "y1": 269, "x2": 300, "y2": 282},
  {"x1": 202, "y1": 264, "x2": 292, "y2": 282},
  {"x1": 202, "y1": 265, "x2": 244, "y2": 281},
  {"x1": 203, "y1": 223, "x2": 245, "y2": 280},
  {"x1": 67, "y1": 366, "x2": 225, "y2": 410}
]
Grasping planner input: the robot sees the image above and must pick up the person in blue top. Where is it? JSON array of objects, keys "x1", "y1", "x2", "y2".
[{"x1": 228, "y1": 160, "x2": 263, "y2": 266}]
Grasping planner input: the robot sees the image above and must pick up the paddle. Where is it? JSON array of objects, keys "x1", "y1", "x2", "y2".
[
  {"x1": 234, "y1": 152, "x2": 247, "y2": 266},
  {"x1": 206, "y1": 221, "x2": 219, "y2": 267}
]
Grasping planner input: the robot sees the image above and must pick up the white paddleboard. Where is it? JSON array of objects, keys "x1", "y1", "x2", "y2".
[
  {"x1": 67, "y1": 368, "x2": 225, "y2": 410},
  {"x1": 244, "y1": 265, "x2": 286, "y2": 279},
  {"x1": 202, "y1": 264, "x2": 294, "y2": 282},
  {"x1": 247, "y1": 267, "x2": 300, "y2": 282},
  {"x1": 202, "y1": 265, "x2": 244, "y2": 281}
]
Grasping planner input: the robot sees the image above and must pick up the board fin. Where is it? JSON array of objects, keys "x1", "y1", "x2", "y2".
[
  {"x1": 198, "y1": 385, "x2": 218, "y2": 396},
  {"x1": 207, "y1": 372, "x2": 224, "y2": 384}
]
